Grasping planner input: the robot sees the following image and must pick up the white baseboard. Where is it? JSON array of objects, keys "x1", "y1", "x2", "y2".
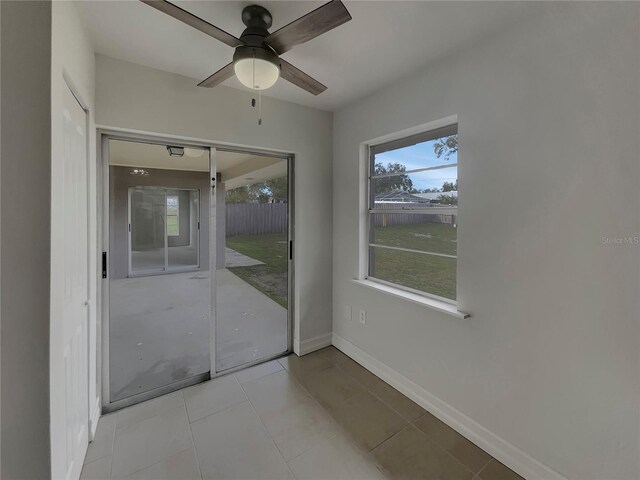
[
  {"x1": 89, "y1": 396, "x2": 101, "y2": 440},
  {"x1": 295, "y1": 332, "x2": 333, "y2": 356},
  {"x1": 332, "y1": 334, "x2": 566, "y2": 480}
]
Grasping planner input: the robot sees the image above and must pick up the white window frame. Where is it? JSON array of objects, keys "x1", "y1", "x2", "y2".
[{"x1": 356, "y1": 115, "x2": 469, "y2": 318}]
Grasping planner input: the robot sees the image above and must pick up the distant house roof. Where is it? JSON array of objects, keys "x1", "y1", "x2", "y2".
[
  {"x1": 374, "y1": 191, "x2": 431, "y2": 203},
  {"x1": 413, "y1": 191, "x2": 458, "y2": 201}
]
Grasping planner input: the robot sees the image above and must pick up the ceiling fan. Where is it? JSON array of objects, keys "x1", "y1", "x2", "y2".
[{"x1": 140, "y1": 0, "x2": 352, "y2": 95}]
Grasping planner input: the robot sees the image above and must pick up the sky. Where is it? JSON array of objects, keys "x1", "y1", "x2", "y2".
[{"x1": 375, "y1": 138, "x2": 457, "y2": 191}]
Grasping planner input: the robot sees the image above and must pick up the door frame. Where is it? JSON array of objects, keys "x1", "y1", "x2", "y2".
[{"x1": 97, "y1": 129, "x2": 294, "y2": 413}]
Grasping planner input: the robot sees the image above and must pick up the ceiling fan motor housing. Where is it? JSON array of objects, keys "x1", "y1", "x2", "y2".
[{"x1": 234, "y1": 5, "x2": 280, "y2": 70}]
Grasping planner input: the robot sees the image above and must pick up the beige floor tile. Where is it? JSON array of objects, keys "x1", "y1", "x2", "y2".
[
  {"x1": 369, "y1": 380, "x2": 425, "y2": 422},
  {"x1": 191, "y1": 401, "x2": 293, "y2": 479},
  {"x1": 287, "y1": 432, "x2": 385, "y2": 480},
  {"x1": 111, "y1": 406, "x2": 193, "y2": 479},
  {"x1": 337, "y1": 359, "x2": 384, "y2": 390},
  {"x1": 314, "y1": 346, "x2": 352, "y2": 368},
  {"x1": 260, "y1": 395, "x2": 340, "y2": 461},
  {"x1": 81, "y1": 456, "x2": 111, "y2": 480},
  {"x1": 415, "y1": 412, "x2": 491, "y2": 473},
  {"x1": 298, "y1": 365, "x2": 365, "y2": 409},
  {"x1": 122, "y1": 448, "x2": 200, "y2": 480},
  {"x1": 327, "y1": 391, "x2": 408, "y2": 451},
  {"x1": 279, "y1": 352, "x2": 333, "y2": 379},
  {"x1": 183, "y1": 374, "x2": 246, "y2": 423},
  {"x1": 234, "y1": 359, "x2": 283, "y2": 384},
  {"x1": 242, "y1": 369, "x2": 309, "y2": 416},
  {"x1": 85, "y1": 413, "x2": 116, "y2": 464},
  {"x1": 477, "y1": 459, "x2": 524, "y2": 480},
  {"x1": 116, "y1": 391, "x2": 185, "y2": 429},
  {"x1": 372, "y1": 425, "x2": 474, "y2": 480}
]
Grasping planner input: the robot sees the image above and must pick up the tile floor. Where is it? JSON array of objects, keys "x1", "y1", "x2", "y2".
[{"x1": 82, "y1": 347, "x2": 524, "y2": 480}]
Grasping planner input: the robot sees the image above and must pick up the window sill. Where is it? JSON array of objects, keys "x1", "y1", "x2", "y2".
[{"x1": 352, "y1": 279, "x2": 470, "y2": 319}]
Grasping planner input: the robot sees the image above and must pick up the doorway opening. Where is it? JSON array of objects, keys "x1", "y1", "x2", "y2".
[{"x1": 215, "y1": 151, "x2": 292, "y2": 372}]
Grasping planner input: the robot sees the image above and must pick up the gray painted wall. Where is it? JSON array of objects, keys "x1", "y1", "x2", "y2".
[
  {"x1": 1, "y1": 1, "x2": 53, "y2": 478},
  {"x1": 333, "y1": 3, "x2": 639, "y2": 479},
  {"x1": 110, "y1": 166, "x2": 209, "y2": 279}
]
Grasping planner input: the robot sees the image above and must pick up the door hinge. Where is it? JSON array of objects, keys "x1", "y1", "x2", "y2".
[
  {"x1": 102, "y1": 252, "x2": 107, "y2": 279},
  {"x1": 128, "y1": 223, "x2": 131, "y2": 232},
  {"x1": 289, "y1": 240, "x2": 293, "y2": 260}
]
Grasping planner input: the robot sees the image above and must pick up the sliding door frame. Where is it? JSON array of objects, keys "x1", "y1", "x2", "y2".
[{"x1": 98, "y1": 128, "x2": 294, "y2": 413}]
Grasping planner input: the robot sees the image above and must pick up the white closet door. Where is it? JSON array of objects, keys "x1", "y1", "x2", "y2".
[{"x1": 57, "y1": 84, "x2": 90, "y2": 480}]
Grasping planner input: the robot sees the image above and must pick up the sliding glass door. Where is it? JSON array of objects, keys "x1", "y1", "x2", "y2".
[{"x1": 128, "y1": 187, "x2": 200, "y2": 276}]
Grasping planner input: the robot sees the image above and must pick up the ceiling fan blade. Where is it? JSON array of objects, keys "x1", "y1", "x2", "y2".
[
  {"x1": 265, "y1": 0, "x2": 351, "y2": 55},
  {"x1": 140, "y1": 0, "x2": 242, "y2": 48},
  {"x1": 279, "y1": 59, "x2": 327, "y2": 96},
  {"x1": 197, "y1": 62, "x2": 235, "y2": 88}
]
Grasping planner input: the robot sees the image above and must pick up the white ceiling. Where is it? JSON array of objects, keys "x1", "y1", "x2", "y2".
[
  {"x1": 78, "y1": 1, "x2": 533, "y2": 111},
  {"x1": 109, "y1": 139, "x2": 287, "y2": 189}
]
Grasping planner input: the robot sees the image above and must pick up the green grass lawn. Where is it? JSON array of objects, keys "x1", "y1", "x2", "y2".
[
  {"x1": 226, "y1": 233, "x2": 288, "y2": 308},
  {"x1": 371, "y1": 222, "x2": 457, "y2": 300},
  {"x1": 226, "y1": 222, "x2": 456, "y2": 305}
]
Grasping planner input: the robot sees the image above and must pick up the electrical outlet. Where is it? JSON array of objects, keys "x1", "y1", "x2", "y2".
[
  {"x1": 345, "y1": 306, "x2": 352, "y2": 322},
  {"x1": 359, "y1": 309, "x2": 366, "y2": 325}
]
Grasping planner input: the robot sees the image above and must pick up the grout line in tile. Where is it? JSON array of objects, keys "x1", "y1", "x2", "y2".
[
  {"x1": 108, "y1": 412, "x2": 117, "y2": 479},
  {"x1": 188, "y1": 397, "x2": 250, "y2": 425},
  {"x1": 114, "y1": 446, "x2": 194, "y2": 480},
  {"x1": 185, "y1": 401, "x2": 204, "y2": 480},
  {"x1": 476, "y1": 458, "x2": 493, "y2": 478},
  {"x1": 374, "y1": 424, "x2": 477, "y2": 479},
  {"x1": 477, "y1": 455, "x2": 494, "y2": 476},
  {"x1": 233, "y1": 365, "x2": 288, "y2": 386},
  {"x1": 238, "y1": 375, "x2": 296, "y2": 478}
]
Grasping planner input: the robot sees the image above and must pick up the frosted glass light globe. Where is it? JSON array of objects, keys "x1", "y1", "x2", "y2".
[{"x1": 234, "y1": 58, "x2": 280, "y2": 90}]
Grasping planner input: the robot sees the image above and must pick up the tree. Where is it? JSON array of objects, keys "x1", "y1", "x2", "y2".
[
  {"x1": 225, "y1": 183, "x2": 264, "y2": 204},
  {"x1": 441, "y1": 180, "x2": 458, "y2": 192},
  {"x1": 374, "y1": 162, "x2": 413, "y2": 192},
  {"x1": 433, "y1": 134, "x2": 458, "y2": 161},
  {"x1": 436, "y1": 194, "x2": 458, "y2": 205},
  {"x1": 225, "y1": 175, "x2": 289, "y2": 204},
  {"x1": 264, "y1": 176, "x2": 288, "y2": 202}
]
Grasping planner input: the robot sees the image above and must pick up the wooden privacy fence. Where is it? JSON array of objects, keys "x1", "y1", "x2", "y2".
[
  {"x1": 226, "y1": 202, "x2": 288, "y2": 236},
  {"x1": 372, "y1": 203, "x2": 457, "y2": 227}
]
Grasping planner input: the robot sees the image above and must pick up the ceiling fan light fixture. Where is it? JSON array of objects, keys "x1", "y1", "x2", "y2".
[{"x1": 233, "y1": 46, "x2": 280, "y2": 91}]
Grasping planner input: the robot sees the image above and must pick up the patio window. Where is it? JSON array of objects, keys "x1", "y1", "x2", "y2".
[
  {"x1": 166, "y1": 195, "x2": 179, "y2": 236},
  {"x1": 367, "y1": 124, "x2": 459, "y2": 302}
]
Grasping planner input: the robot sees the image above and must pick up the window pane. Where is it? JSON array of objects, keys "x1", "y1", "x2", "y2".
[
  {"x1": 373, "y1": 134, "x2": 458, "y2": 175},
  {"x1": 370, "y1": 213, "x2": 457, "y2": 256},
  {"x1": 167, "y1": 215, "x2": 179, "y2": 236},
  {"x1": 167, "y1": 195, "x2": 179, "y2": 215},
  {"x1": 369, "y1": 246, "x2": 456, "y2": 300},
  {"x1": 370, "y1": 167, "x2": 457, "y2": 210}
]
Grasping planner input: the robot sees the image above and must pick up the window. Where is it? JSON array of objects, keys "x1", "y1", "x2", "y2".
[
  {"x1": 368, "y1": 124, "x2": 458, "y2": 302},
  {"x1": 166, "y1": 195, "x2": 179, "y2": 236}
]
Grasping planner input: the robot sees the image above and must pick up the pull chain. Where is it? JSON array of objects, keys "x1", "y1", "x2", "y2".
[{"x1": 250, "y1": 50, "x2": 262, "y2": 126}]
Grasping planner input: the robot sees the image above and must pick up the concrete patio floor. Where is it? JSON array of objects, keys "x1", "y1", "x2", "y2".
[{"x1": 109, "y1": 267, "x2": 287, "y2": 402}]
